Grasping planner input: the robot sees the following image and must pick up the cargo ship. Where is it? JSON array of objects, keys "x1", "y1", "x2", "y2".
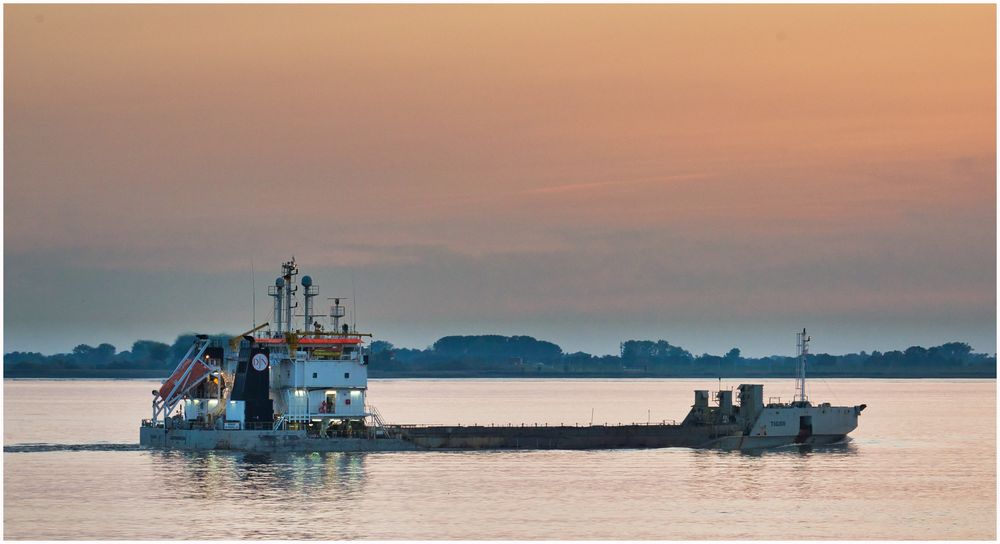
[{"x1": 139, "y1": 259, "x2": 866, "y2": 452}]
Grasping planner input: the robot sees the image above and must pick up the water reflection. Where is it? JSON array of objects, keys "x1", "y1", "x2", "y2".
[
  {"x1": 682, "y1": 440, "x2": 861, "y2": 501},
  {"x1": 148, "y1": 450, "x2": 369, "y2": 501},
  {"x1": 239, "y1": 452, "x2": 274, "y2": 465},
  {"x1": 737, "y1": 441, "x2": 859, "y2": 458}
]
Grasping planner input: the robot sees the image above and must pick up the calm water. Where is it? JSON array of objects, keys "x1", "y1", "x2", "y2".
[{"x1": 3, "y1": 378, "x2": 996, "y2": 539}]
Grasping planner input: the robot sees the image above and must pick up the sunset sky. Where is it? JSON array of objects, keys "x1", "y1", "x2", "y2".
[{"x1": 4, "y1": 5, "x2": 996, "y2": 357}]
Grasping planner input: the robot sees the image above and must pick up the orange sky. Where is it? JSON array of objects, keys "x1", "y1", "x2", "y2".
[{"x1": 4, "y1": 5, "x2": 996, "y2": 356}]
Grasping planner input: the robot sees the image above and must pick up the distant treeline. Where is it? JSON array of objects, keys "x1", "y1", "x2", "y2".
[
  {"x1": 368, "y1": 336, "x2": 996, "y2": 378},
  {"x1": 4, "y1": 334, "x2": 228, "y2": 377},
  {"x1": 4, "y1": 334, "x2": 995, "y2": 378}
]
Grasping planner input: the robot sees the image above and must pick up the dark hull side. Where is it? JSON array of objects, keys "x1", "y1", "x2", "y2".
[
  {"x1": 139, "y1": 423, "x2": 846, "y2": 451},
  {"x1": 395, "y1": 423, "x2": 743, "y2": 450}
]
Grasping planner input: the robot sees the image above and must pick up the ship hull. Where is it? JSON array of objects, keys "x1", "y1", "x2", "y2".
[
  {"x1": 139, "y1": 426, "x2": 418, "y2": 452},
  {"x1": 395, "y1": 423, "x2": 742, "y2": 450},
  {"x1": 140, "y1": 401, "x2": 863, "y2": 452},
  {"x1": 705, "y1": 434, "x2": 849, "y2": 450},
  {"x1": 138, "y1": 422, "x2": 833, "y2": 452}
]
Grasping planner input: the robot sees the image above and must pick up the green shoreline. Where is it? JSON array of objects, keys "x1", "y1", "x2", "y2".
[
  {"x1": 4, "y1": 368, "x2": 995, "y2": 380},
  {"x1": 9, "y1": 335, "x2": 993, "y2": 381}
]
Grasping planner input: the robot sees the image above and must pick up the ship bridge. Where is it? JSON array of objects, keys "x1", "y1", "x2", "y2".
[{"x1": 146, "y1": 258, "x2": 378, "y2": 437}]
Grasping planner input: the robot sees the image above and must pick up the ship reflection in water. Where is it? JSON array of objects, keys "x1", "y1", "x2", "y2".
[
  {"x1": 151, "y1": 440, "x2": 862, "y2": 504},
  {"x1": 151, "y1": 450, "x2": 370, "y2": 500},
  {"x1": 737, "y1": 440, "x2": 860, "y2": 457}
]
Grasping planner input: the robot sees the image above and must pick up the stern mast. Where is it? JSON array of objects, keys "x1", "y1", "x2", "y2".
[{"x1": 795, "y1": 328, "x2": 810, "y2": 403}]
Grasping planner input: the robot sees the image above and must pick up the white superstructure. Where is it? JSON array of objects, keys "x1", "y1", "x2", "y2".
[{"x1": 148, "y1": 258, "x2": 380, "y2": 437}]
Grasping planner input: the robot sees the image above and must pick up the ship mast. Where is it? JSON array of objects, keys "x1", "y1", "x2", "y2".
[
  {"x1": 795, "y1": 328, "x2": 810, "y2": 403},
  {"x1": 282, "y1": 258, "x2": 298, "y2": 333}
]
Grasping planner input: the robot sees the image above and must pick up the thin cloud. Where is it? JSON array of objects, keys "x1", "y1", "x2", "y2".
[{"x1": 522, "y1": 173, "x2": 710, "y2": 195}]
